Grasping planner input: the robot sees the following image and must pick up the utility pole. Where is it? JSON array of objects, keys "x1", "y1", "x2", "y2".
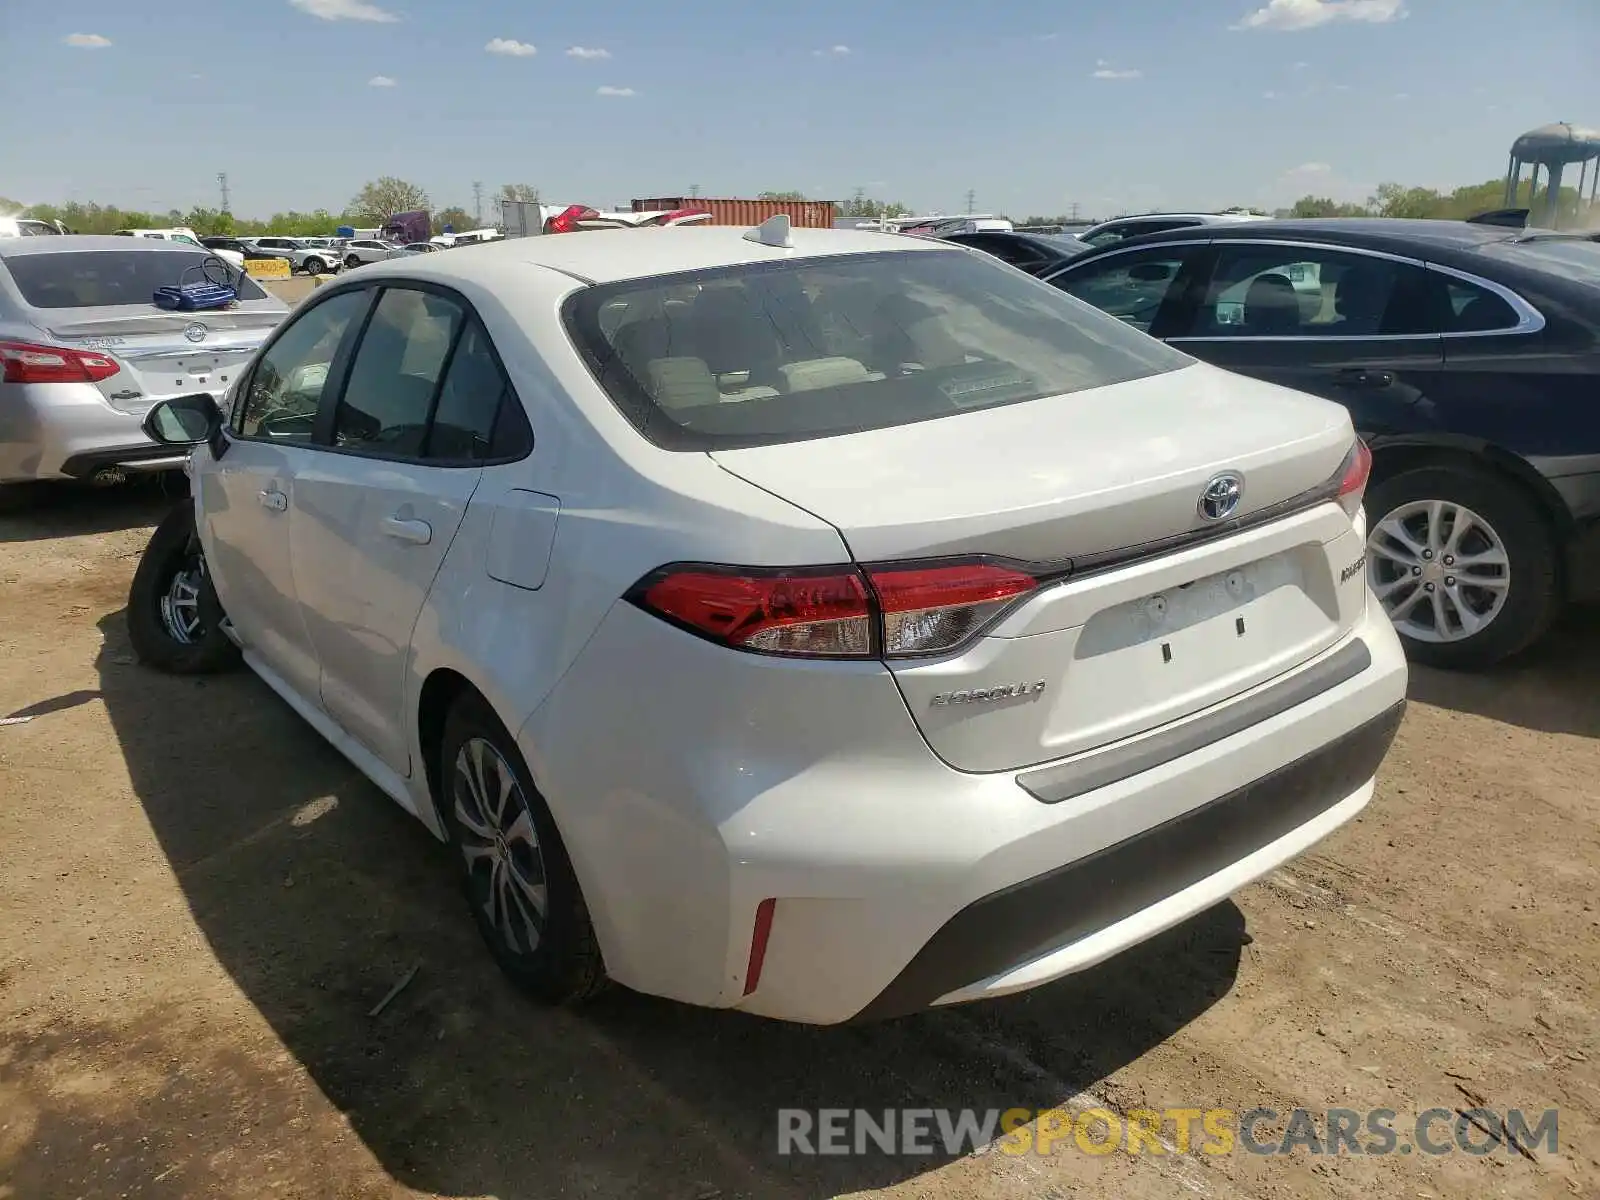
[
  {"x1": 217, "y1": 172, "x2": 231, "y2": 215},
  {"x1": 689, "y1": 183, "x2": 701, "y2": 198},
  {"x1": 472, "y1": 181, "x2": 483, "y2": 226},
  {"x1": 965, "y1": 189, "x2": 976, "y2": 215},
  {"x1": 1069, "y1": 200, "x2": 1080, "y2": 221}
]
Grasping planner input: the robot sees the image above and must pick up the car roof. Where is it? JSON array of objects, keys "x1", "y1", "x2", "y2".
[
  {"x1": 353, "y1": 225, "x2": 949, "y2": 286},
  {"x1": 0, "y1": 234, "x2": 217, "y2": 258},
  {"x1": 1119, "y1": 217, "x2": 1520, "y2": 251}
]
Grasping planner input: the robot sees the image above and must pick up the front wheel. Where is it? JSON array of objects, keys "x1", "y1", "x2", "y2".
[
  {"x1": 302, "y1": 256, "x2": 326, "y2": 275},
  {"x1": 439, "y1": 694, "x2": 607, "y2": 1005},
  {"x1": 1365, "y1": 464, "x2": 1560, "y2": 670},
  {"x1": 126, "y1": 501, "x2": 240, "y2": 674},
  {"x1": 344, "y1": 254, "x2": 361, "y2": 270}
]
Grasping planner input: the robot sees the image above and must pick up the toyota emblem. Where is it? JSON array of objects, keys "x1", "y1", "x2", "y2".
[
  {"x1": 183, "y1": 323, "x2": 207, "y2": 343},
  {"x1": 1198, "y1": 472, "x2": 1244, "y2": 522}
]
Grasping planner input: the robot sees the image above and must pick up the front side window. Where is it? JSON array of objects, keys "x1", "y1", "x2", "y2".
[
  {"x1": 565, "y1": 247, "x2": 1191, "y2": 450},
  {"x1": 334, "y1": 288, "x2": 464, "y2": 456},
  {"x1": 1049, "y1": 248, "x2": 1194, "y2": 333},
  {"x1": 2, "y1": 250, "x2": 269, "y2": 308},
  {"x1": 234, "y1": 289, "x2": 370, "y2": 441},
  {"x1": 1189, "y1": 245, "x2": 1402, "y2": 338}
]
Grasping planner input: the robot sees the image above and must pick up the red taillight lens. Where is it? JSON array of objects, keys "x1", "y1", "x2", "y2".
[
  {"x1": 630, "y1": 559, "x2": 1039, "y2": 660},
  {"x1": 1335, "y1": 438, "x2": 1372, "y2": 519},
  {"x1": 0, "y1": 340, "x2": 120, "y2": 384},
  {"x1": 866, "y1": 562, "x2": 1038, "y2": 656},
  {"x1": 636, "y1": 566, "x2": 873, "y2": 658},
  {"x1": 543, "y1": 205, "x2": 601, "y2": 234}
]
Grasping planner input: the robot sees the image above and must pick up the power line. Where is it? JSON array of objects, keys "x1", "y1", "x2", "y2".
[{"x1": 217, "y1": 172, "x2": 231, "y2": 215}]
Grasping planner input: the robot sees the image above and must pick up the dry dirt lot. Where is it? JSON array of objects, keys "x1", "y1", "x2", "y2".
[{"x1": 1, "y1": 487, "x2": 1597, "y2": 1200}]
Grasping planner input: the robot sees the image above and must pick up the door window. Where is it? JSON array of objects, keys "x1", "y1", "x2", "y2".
[
  {"x1": 234, "y1": 289, "x2": 370, "y2": 441},
  {"x1": 1049, "y1": 249, "x2": 1193, "y2": 333},
  {"x1": 425, "y1": 316, "x2": 531, "y2": 462},
  {"x1": 334, "y1": 287, "x2": 465, "y2": 456},
  {"x1": 1190, "y1": 245, "x2": 1403, "y2": 338},
  {"x1": 1387, "y1": 271, "x2": 1521, "y2": 334}
]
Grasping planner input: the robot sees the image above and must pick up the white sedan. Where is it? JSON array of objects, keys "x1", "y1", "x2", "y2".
[{"x1": 128, "y1": 218, "x2": 1407, "y2": 1024}]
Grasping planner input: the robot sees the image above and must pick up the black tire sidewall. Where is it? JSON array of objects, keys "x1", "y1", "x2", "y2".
[
  {"x1": 438, "y1": 695, "x2": 604, "y2": 1003},
  {"x1": 1365, "y1": 465, "x2": 1559, "y2": 669},
  {"x1": 126, "y1": 501, "x2": 240, "y2": 674},
  {"x1": 304, "y1": 257, "x2": 324, "y2": 275}
]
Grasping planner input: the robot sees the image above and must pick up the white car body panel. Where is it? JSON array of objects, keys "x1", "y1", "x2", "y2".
[{"x1": 178, "y1": 227, "x2": 1407, "y2": 1024}]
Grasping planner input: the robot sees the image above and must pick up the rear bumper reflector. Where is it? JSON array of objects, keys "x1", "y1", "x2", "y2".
[{"x1": 743, "y1": 898, "x2": 777, "y2": 996}]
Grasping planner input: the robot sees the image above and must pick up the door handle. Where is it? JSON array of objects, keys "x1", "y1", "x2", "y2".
[
  {"x1": 1335, "y1": 368, "x2": 1395, "y2": 389},
  {"x1": 258, "y1": 489, "x2": 288, "y2": 512},
  {"x1": 381, "y1": 516, "x2": 433, "y2": 545}
]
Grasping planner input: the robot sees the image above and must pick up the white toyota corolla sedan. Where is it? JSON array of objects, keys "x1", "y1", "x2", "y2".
[{"x1": 129, "y1": 218, "x2": 1408, "y2": 1024}]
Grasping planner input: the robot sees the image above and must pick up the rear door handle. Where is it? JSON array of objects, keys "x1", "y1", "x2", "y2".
[
  {"x1": 258, "y1": 489, "x2": 288, "y2": 512},
  {"x1": 1335, "y1": 368, "x2": 1395, "y2": 389},
  {"x1": 381, "y1": 516, "x2": 433, "y2": 545}
]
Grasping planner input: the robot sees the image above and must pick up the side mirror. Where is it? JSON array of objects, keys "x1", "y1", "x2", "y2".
[{"x1": 142, "y1": 393, "x2": 223, "y2": 446}]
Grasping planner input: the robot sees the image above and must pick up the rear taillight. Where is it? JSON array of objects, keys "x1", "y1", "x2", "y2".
[
  {"x1": 1334, "y1": 438, "x2": 1372, "y2": 519},
  {"x1": 868, "y1": 562, "x2": 1037, "y2": 656},
  {"x1": 629, "y1": 558, "x2": 1039, "y2": 660},
  {"x1": 544, "y1": 205, "x2": 601, "y2": 234},
  {"x1": 0, "y1": 340, "x2": 120, "y2": 384}
]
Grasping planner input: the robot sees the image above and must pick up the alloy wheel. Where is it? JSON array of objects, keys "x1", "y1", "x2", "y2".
[
  {"x1": 452, "y1": 737, "x2": 549, "y2": 955},
  {"x1": 1367, "y1": 499, "x2": 1510, "y2": 643},
  {"x1": 159, "y1": 558, "x2": 206, "y2": 645}
]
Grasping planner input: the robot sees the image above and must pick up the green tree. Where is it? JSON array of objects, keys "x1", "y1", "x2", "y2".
[
  {"x1": 499, "y1": 183, "x2": 540, "y2": 203},
  {"x1": 758, "y1": 190, "x2": 807, "y2": 201},
  {"x1": 1285, "y1": 196, "x2": 1371, "y2": 218},
  {"x1": 434, "y1": 206, "x2": 472, "y2": 234},
  {"x1": 348, "y1": 177, "x2": 431, "y2": 223}
]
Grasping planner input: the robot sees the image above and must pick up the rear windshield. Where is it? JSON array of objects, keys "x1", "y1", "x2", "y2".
[
  {"x1": 563, "y1": 248, "x2": 1192, "y2": 449},
  {"x1": 1477, "y1": 237, "x2": 1600, "y2": 286},
  {"x1": 1, "y1": 250, "x2": 268, "y2": 308}
]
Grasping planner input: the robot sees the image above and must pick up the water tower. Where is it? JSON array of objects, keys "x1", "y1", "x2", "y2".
[{"x1": 1503, "y1": 122, "x2": 1600, "y2": 228}]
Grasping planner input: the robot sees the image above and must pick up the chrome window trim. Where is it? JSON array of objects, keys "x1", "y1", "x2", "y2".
[{"x1": 1160, "y1": 238, "x2": 1545, "y2": 344}]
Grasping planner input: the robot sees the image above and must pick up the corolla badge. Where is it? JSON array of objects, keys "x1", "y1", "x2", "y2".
[
  {"x1": 183, "y1": 323, "x2": 207, "y2": 343},
  {"x1": 1198, "y1": 472, "x2": 1244, "y2": 522}
]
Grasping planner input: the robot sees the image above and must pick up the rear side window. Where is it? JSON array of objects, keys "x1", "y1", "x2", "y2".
[
  {"x1": 426, "y1": 317, "x2": 530, "y2": 462},
  {"x1": 1, "y1": 250, "x2": 269, "y2": 307},
  {"x1": 563, "y1": 248, "x2": 1191, "y2": 450}
]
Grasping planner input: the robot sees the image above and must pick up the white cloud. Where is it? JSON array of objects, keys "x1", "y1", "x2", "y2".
[
  {"x1": 289, "y1": 0, "x2": 398, "y2": 23},
  {"x1": 1263, "y1": 89, "x2": 1279, "y2": 98},
  {"x1": 63, "y1": 32, "x2": 112, "y2": 47},
  {"x1": 1293, "y1": 59, "x2": 1311, "y2": 68},
  {"x1": 1394, "y1": 91, "x2": 1410, "y2": 100},
  {"x1": 565, "y1": 46, "x2": 610, "y2": 59},
  {"x1": 486, "y1": 38, "x2": 537, "y2": 57},
  {"x1": 368, "y1": 75, "x2": 397, "y2": 87},
  {"x1": 1287, "y1": 161, "x2": 1333, "y2": 175},
  {"x1": 1233, "y1": 0, "x2": 1404, "y2": 31},
  {"x1": 1092, "y1": 60, "x2": 1143, "y2": 79},
  {"x1": 596, "y1": 85, "x2": 636, "y2": 97},
  {"x1": 813, "y1": 44, "x2": 851, "y2": 56}
]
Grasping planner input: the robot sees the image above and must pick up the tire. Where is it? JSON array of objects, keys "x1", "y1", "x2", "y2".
[
  {"x1": 1365, "y1": 464, "x2": 1560, "y2": 670},
  {"x1": 303, "y1": 256, "x2": 326, "y2": 276},
  {"x1": 345, "y1": 254, "x2": 361, "y2": 270},
  {"x1": 438, "y1": 693, "x2": 608, "y2": 1005},
  {"x1": 126, "y1": 501, "x2": 241, "y2": 674}
]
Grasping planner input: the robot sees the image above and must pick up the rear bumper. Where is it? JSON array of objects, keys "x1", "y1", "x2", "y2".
[
  {"x1": 523, "y1": 596, "x2": 1409, "y2": 1025},
  {"x1": 853, "y1": 699, "x2": 1403, "y2": 1021},
  {"x1": 0, "y1": 381, "x2": 155, "y2": 484}
]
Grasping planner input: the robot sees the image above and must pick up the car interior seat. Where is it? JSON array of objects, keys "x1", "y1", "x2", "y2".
[{"x1": 1242, "y1": 273, "x2": 1302, "y2": 336}]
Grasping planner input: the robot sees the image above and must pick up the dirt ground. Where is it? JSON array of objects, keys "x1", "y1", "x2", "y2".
[{"x1": 1, "y1": 485, "x2": 1596, "y2": 1200}]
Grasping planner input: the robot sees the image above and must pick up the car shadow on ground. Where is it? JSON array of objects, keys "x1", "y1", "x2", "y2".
[
  {"x1": 90, "y1": 610, "x2": 1246, "y2": 1200},
  {"x1": 1406, "y1": 605, "x2": 1600, "y2": 738},
  {"x1": 0, "y1": 477, "x2": 183, "y2": 544}
]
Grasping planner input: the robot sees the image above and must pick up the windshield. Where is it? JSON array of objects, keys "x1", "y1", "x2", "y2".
[
  {"x1": 1478, "y1": 237, "x2": 1600, "y2": 287},
  {"x1": 2, "y1": 250, "x2": 269, "y2": 307},
  {"x1": 563, "y1": 248, "x2": 1192, "y2": 450}
]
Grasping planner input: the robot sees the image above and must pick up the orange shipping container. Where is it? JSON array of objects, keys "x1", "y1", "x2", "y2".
[{"x1": 632, "y1": 197, "x2": 838, "y2": 229}]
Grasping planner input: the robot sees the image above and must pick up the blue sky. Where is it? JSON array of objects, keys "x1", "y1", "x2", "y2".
[{"x1": 4, "y1": 0, "x2": 1598, "y2": 220}]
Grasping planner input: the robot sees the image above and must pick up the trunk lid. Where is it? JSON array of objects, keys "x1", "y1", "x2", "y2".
[
  {"x1": 711, "y1": 362, "x2": 1369, "y2": 772},
  {"x1": 40, "y1": 305, "x2": 282, "y2": 416}
]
